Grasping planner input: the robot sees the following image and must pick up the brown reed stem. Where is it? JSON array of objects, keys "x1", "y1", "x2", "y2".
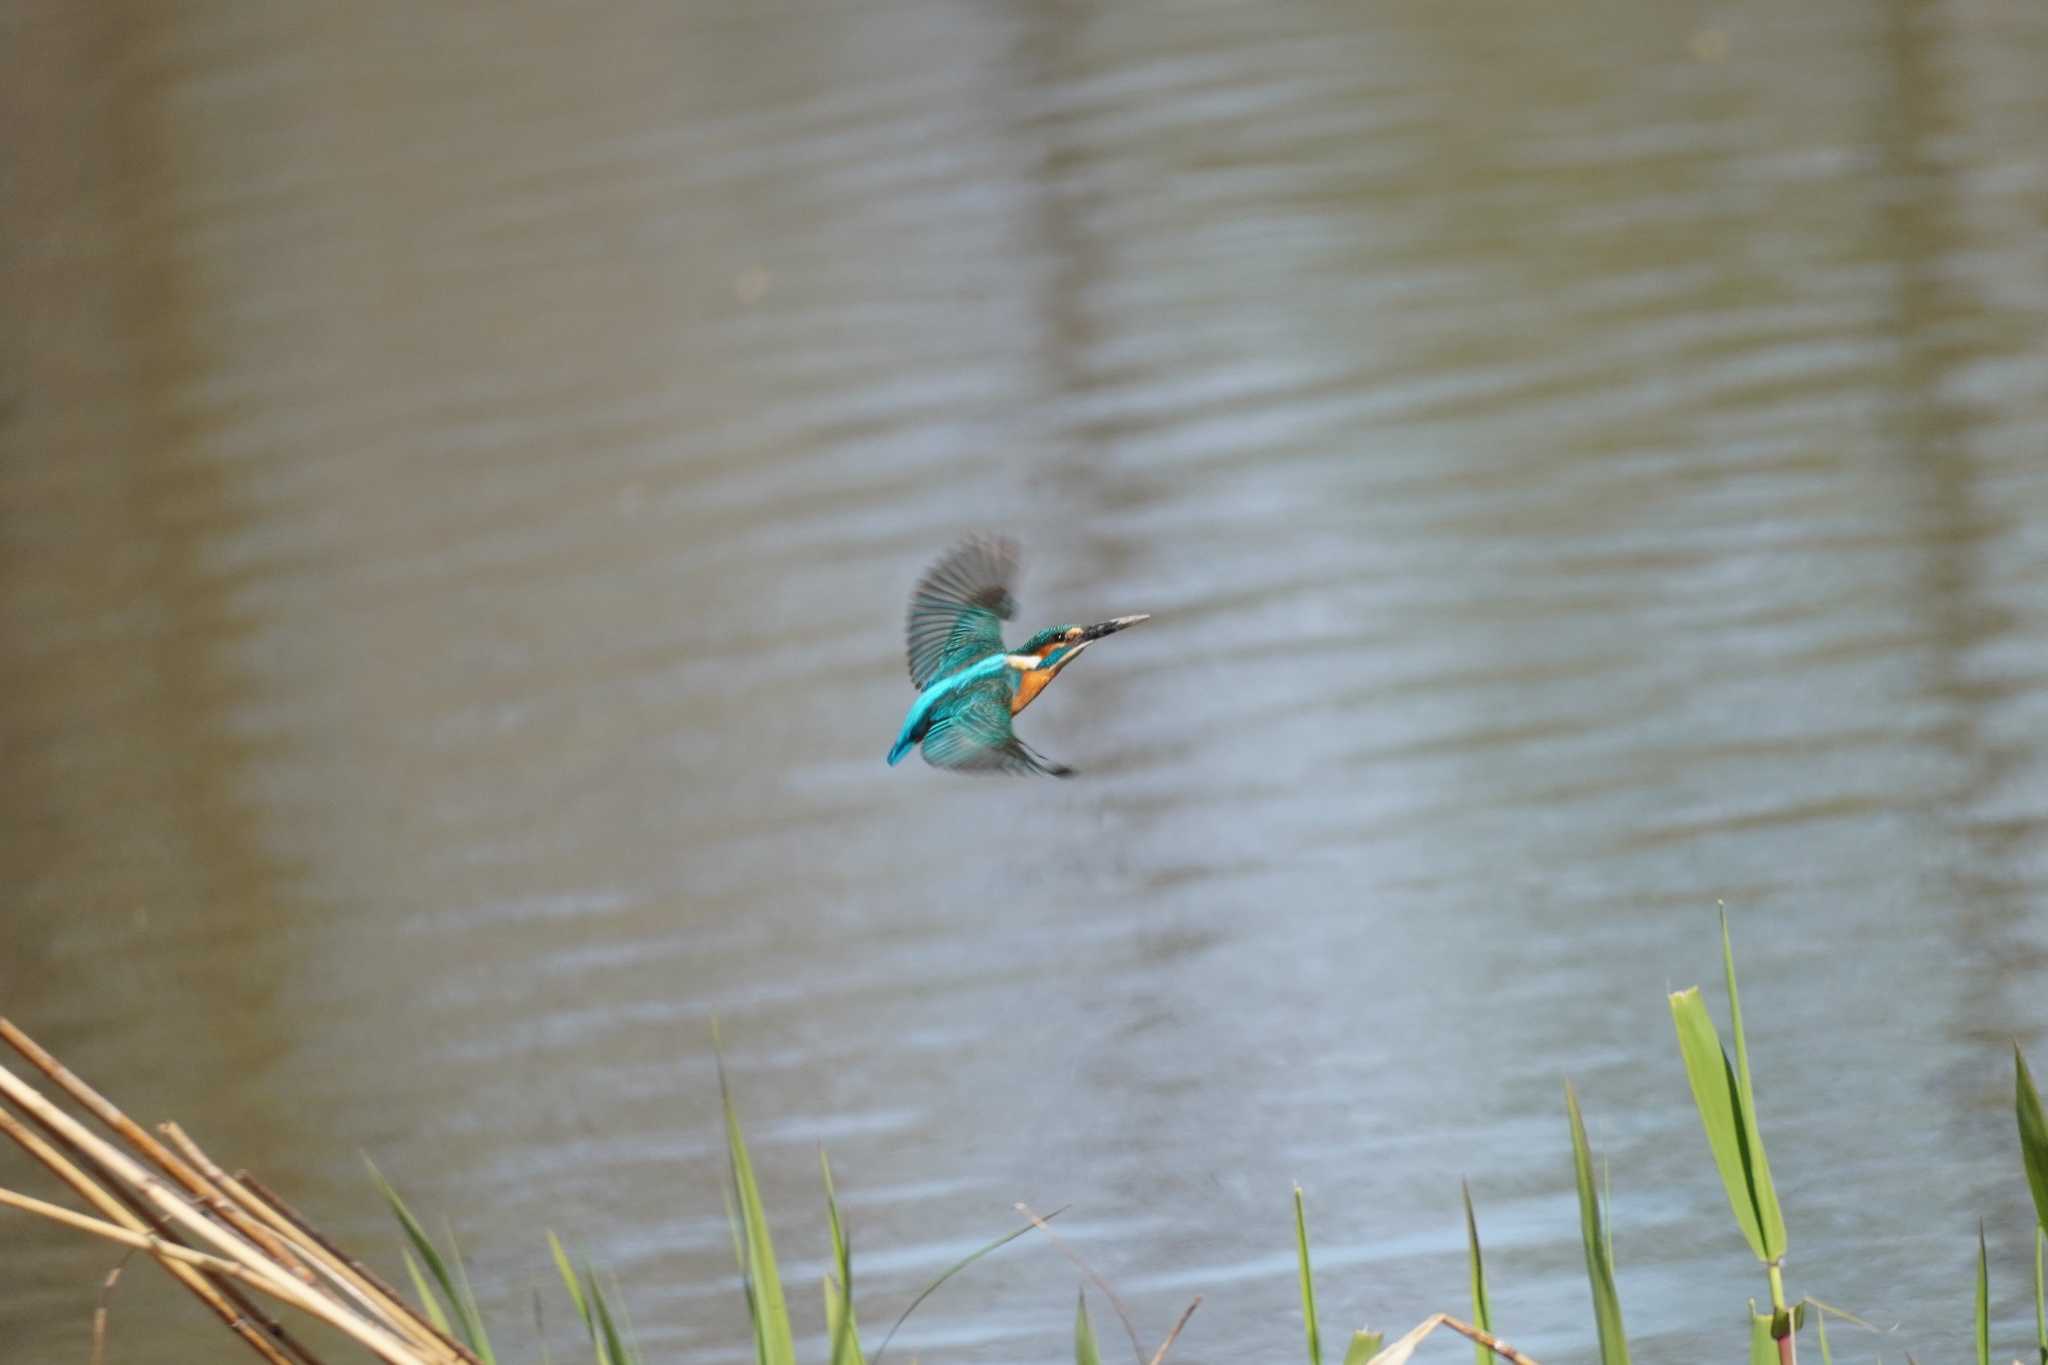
[
  {"x1": 1147, "y1": 1296, "x2": 1201, "y2": 1365},
  {"x1": 1016, "y1": 1200, "x2": 1147, "y2": 1365},
  {"x1": 0, "y1": 1019, "x2": 326, "y2": 1363},
  {"x1": 1366, "y1": 1312, "x2": 1543, "y2": 1365},
  {"x1": 1, "y1": 1187, "x2": 301, "y2": 1284},
  {"x1": 0, "y1": 1027, "x2": 437, "y2": 1365},
  {"x1": 0, "y1": 1102, "x2": 297, "y2": 1365},
  {"x1": 160, "y1": 1122, "x2": 450, "y2": 1357},
  {"x1": 233, "y1": 1166, "x2": 482, "y2": 1365},
  {"x1": 0, "y1": 1019, "x2": 313, "y2": 1280},
  {"x1": 90, "y1": 1255, "x2": 130, "y2": 1365}
]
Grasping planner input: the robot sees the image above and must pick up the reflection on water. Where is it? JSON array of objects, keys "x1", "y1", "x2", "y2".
[{"x1": 5, "y1": 0, "x2": 2048, "y2": 1359}]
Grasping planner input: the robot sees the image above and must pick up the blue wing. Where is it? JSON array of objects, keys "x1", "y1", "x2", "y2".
[
  {"x1": 906, "y1": 536, "x2": 1019, "y2": 690},
  {"x1": 920, "y1": 677, "x2": 1072, "y2": 777}
]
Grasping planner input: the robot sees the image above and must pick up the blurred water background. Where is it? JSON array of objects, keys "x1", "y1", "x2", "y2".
[{"x1": 5, "y1": 1, "x2": 2048, "y2": 1360}]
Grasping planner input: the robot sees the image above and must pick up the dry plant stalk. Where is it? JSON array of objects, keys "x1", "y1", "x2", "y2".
[
  {"x1": 91, "y1": 1256, "x2": 130, "y2": 1365},
  {"x1": 0, "y1": 1017, "x2": 474, "y2": 1365},
  {"x1": 1365, "y1": 1311, "x2": 1541, "y2": 1365},
  {"x1": 1014, "y1": 1200, "x2": 1200, "y2": 1365},
  {"x1": 1015, "y1": 1199, "x2": 1149, "y2": 1363}
]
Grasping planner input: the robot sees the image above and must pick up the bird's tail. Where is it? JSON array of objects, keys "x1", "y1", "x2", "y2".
[{"x1": 887, "y1": 735, "x2": 913, "y2": 765}]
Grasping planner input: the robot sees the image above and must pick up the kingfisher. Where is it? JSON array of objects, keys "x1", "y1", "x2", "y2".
[{"x1": 887, "y1": 536, "x2": 1149, "y2": 776}]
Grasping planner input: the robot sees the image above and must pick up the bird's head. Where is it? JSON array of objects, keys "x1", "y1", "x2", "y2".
[{"x1": 1014, "y1": 614, "x2": 1151, "y2": 674}]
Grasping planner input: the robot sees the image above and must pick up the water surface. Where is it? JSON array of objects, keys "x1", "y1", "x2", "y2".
[{"x1": 5, "y1": 1, "x2": 2048, "y2": 1359}]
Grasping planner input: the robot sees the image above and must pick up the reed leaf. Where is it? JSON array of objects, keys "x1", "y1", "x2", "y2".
[
  {"x1": 1566, "y1": 1081, "x2": 1630, "y2": 1365},
  {"x1": 2017, "y1": 1047, "x2": 2048, "y2": 1238},
  {"x1": 448, "y1": 1220, "x2": 496, "y2": 1364},
  {"x1": 1462, "y1": 1181, "x2": 1494, "y2": 1365},
  {"x1": 369, "y1": 1159, "x2": 494, "y2": 1360},
  {"x1": 825, "y1": 1275, "x2": 861, "y2": 1365},
  {"x1": 589, "y1": 1270, "x2": 632, "y2": 1365},
  {"x1": 605, "y1": 1268, "x2": 645, "y2": 1365},
  {"x1": 549, "y1": 1231, "x2": 593, "y2": 1342},
  {"x1": 821, "y1": 1151, "x2": 862, "y2": 1365},
  {"x1": 1719, "y1": 912, "x2": 1786, "y2": 1262},
  {"x1": 1814, "y1": 1303, "x2": 1832, "y2": 1365},
  {"x1": 1295, "y1": 1184, "x2": 1322, "y2": 1365},
  {"x1": 2034, "y1": 1224, "x2": 2046, "y2": 1365},
  {"x1": 1668, "y1": 915, "x2": 1784, "y2": 1264},
  {"x1": 401, "y1": 1247, "x2": 452, "y2": 1336},
  {"x1": 1342, "y1": 1330, "x2": 1385, "y2": 1365},
  {"x1": 1975, "y1": 1220, "x2": 1991, "y2": 1365},
  {"x1": 1669, "y1": 988, "x2": 1764, "y2": 1258},
  {"x1": 1075, "y1": 1290, "x2": 1103, "y2": 1365},
  {"x1": 718, "y1": 1056, "x2": 794, "y2": 1365}
]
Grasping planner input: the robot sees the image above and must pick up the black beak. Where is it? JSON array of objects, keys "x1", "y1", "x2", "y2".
[{"x1": 1078, "y1": 614, "x2": 1150, "y2": 643}]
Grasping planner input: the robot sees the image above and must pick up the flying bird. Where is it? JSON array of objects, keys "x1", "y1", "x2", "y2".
[{"x1": 887, "y1": 537, "x2": 1148, "y2": 776}]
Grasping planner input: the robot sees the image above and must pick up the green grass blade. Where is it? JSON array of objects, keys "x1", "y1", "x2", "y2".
[
  {"x1": 821, "y1": 1151, "x2": 862, "y2": 1365},
  {"x1": 1599, "y1": 1159, "x2": 1615, "y2": 1274},
  {"x1": 1815, "y1": 1303, "x2": 1832, "y2": 1365},
  {"x1": 1977, "y1": 1221, "x2": 1991, "y2": 1365},
  {"x1": 371, "y1": 1161, "x2": 461, "y2": 1316},
  {"x1": 2034, "y1": 1225, "x2": 2045, "y2": 1365},
  {"x1": 1566, "y1": 1081, "x2": 1630, "y2": 1365},
  {"x1": 401, "y1": 1247, "x2": 453, "y2": 1335},
  {"x1": 1669, "y1": 987, "x2": 1767, "y2": 1260},
  {"x1": 718, "y1": 1056, "x2": 794, "y2": 1365},
  {"x1": 1343, "y1": 1331, "x2": 1385, "y2": 1365},
  {"x1": 604, "y1": 1270, "x2": 643, "y2": 1365},
  {"x1": 1295, "y1": 1184, "x2": 1322, "y2": 1365},
  {"x1": 822, "y1": 1151, "x2": 851, "y2": 1286},
  {"x1": 370, "y1": 1160, "x2": 492, "y2": 1357},
  {"x1": 1075, "y1": 1290, "x2": 1103, "y2": 1365},
  {"x1": 1462, "y1": 1181, "x2": 1494, "y2": 1365},
  {"x1": 869, "y1": 1208, "x2": 1062, "y2": 1365},
  {"x1": 717, "y1": 1176, "x2": 762, "y2": 1337},
  {"x1": 548, "y1": 1232, "x2": 592, "y2": 1330},
  {"x1": 2016, "y1": 1047, "x2": 2048, "y2": 1238},
  {"x1": 446, "y1": 1220, "x2": 496, "y2": 1364},
  {"x1": 546, "y1": 1234, "x2": 611, "y2": 1365},
  {"x1": 1720, "y1": 910, "x2": 1786, "y2": 1260},
  {"x1": 589, "y1": 1266, "x2": 632, "y2": 1365},
  {"x1": 825, "y1": 1273, "x2": 863, "y2": 1365}
]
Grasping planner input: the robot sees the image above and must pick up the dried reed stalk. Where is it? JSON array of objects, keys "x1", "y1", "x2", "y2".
[
  {"x1": 162, "y1": 1121, "x2": 477, "y2": 1361},
  {"x1": 0, "y1": 1021, "x2": 316, "y2": 1285},
  {"x1": 1366, "y1": 1311, "x2": 1542, "y2": 1365},
  {"x1": 0, "y1": 1100, "x2": 301, "y2": 1365},
  {"x1": 0, "y1": 1018, "x2": 464, "y2": 1365}
]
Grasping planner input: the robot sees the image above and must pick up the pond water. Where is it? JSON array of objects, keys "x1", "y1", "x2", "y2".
[{"x1": 5, "y1": 1, "x2": 2048, "y2": 1360}]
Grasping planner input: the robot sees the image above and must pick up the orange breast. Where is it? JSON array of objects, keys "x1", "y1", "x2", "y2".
[{"x1": 1011, "y1": 668, "x2": 1056, "y2": 716}]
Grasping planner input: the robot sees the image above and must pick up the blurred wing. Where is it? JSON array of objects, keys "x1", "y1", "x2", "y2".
[
  {"x1": 920, "y1": 678, "x2": 1071, "y2": 777},
  {"x1": 906, "y1": 536, "x2": 1020, "y2": 689}
]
